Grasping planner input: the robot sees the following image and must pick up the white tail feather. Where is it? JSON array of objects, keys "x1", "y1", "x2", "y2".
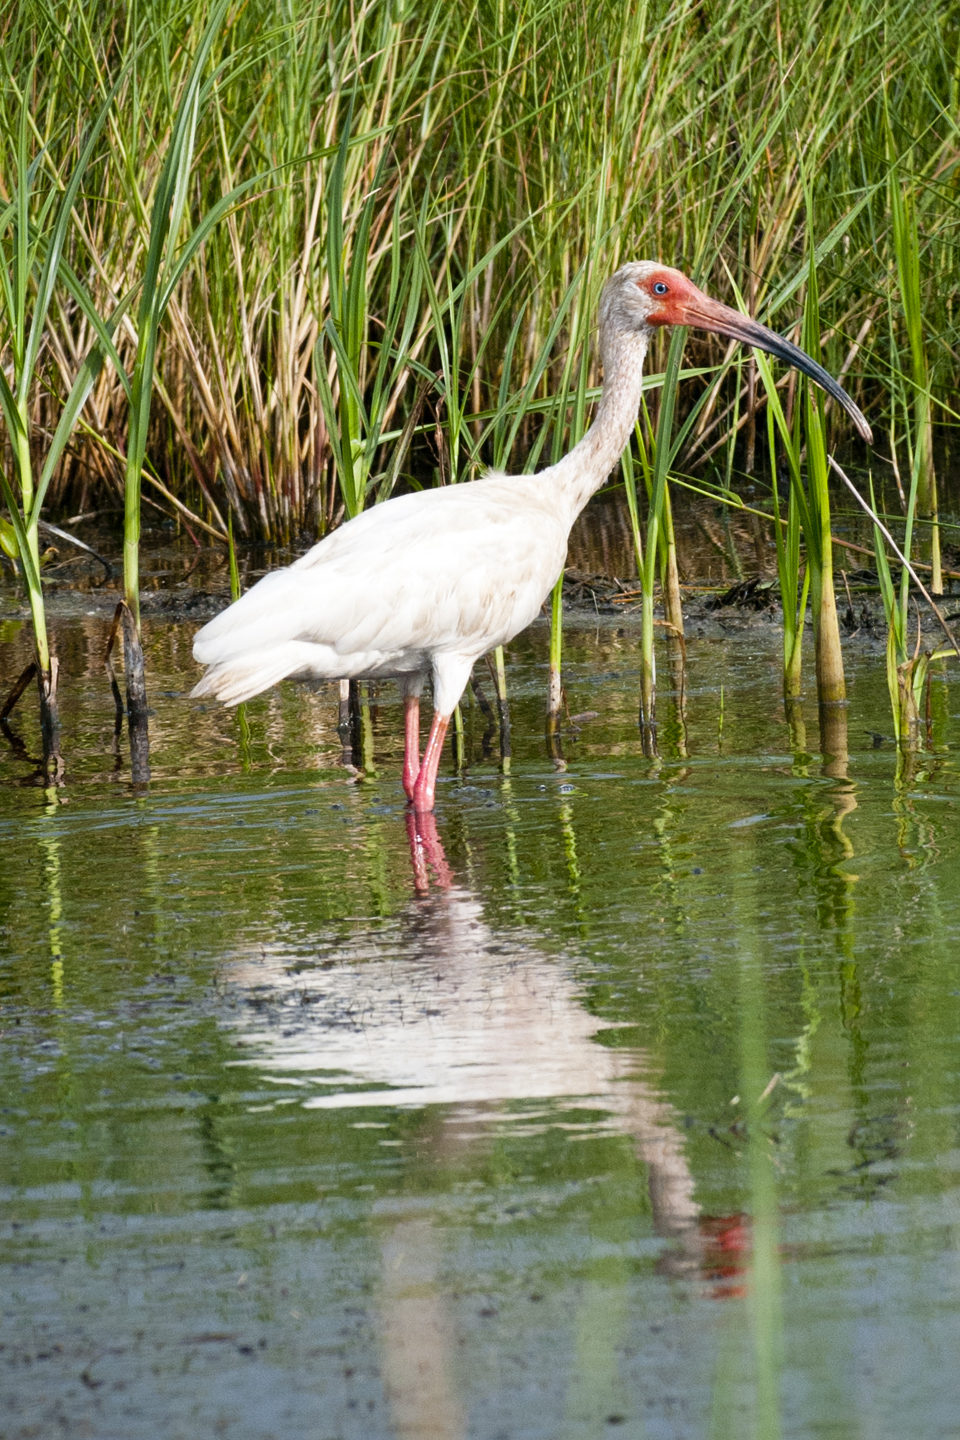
[
  {"x1": 190, "y1": 644, "x2": 307, "y2": 706},
  {"x1": 192, "y1": 569, "x2": 311, "y2": 667}
]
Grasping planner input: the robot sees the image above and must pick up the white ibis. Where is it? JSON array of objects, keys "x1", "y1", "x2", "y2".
[{"x1": 192, "y1": 262, "x2": 871, "y2": 808}]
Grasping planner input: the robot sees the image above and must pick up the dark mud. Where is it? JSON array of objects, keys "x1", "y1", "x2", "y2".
[
  {"x1": 3, "y1": 560, "x2": 947, "y2": 659},
  {"x1": 8, "y1": 491, "x2": 958, "y2": 654}
]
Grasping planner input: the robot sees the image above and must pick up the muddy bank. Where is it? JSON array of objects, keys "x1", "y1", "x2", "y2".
[
  {"x1": 3, "y1": 489, "x2": 958, "y2": 654},
  {"x1": 1, "y1": 557, "x2": 951, "y2": 657}
]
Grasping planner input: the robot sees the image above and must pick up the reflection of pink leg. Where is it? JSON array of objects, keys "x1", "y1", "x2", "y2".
[
  {"x1": 417, "y1": 811, "x2": 453, "y2": 887},
  {"x1": 402, "y1": 695, "x2": 420, "y2": 802},
  {"x1": 405, "y1": 811, "x2": 453, "y2": 892},
  {"x1": 699, "y1": 1213, "x2": 750, "y2": 1300},
  {"x1": 412, "y1": 711, "x2": 450, "y2": 813}
]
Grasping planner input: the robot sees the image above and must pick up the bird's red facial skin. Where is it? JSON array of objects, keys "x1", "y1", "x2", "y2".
[{"x1": 636, "y1": 268, "x2": 700, "y2": 328}]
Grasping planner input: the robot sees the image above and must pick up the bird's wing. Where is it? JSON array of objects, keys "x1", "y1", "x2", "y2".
[{"x1": 193, "y1": 477, "x2": 567, "y2": 668}]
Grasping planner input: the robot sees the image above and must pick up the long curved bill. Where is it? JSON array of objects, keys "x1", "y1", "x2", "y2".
[{"x1": 679, "y1": 291, "x2": 873, "y2": 445}]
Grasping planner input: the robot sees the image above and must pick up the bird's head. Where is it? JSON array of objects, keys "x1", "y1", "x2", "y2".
[{"x1": 601, "y1": 261, "x2": 872, "y2": 444}]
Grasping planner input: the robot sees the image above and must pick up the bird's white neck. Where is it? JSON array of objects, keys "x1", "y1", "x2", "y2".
[{"x1": 541, "y1": 326, "x2": 649, "y2": 521}]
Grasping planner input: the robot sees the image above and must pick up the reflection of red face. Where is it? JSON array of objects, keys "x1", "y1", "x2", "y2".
[{"x1": 700, "y1": 1212, "x2": 751, "y2": 1299}]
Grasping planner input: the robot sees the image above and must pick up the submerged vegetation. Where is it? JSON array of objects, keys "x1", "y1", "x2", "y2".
[{"x1": 1, "y1": 0, "x2": 959, "y2": 765}]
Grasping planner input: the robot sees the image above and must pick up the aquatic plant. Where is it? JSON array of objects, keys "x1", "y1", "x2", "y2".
[
  {"x1": 754, "y1": 346, "x2": 808, "y2": 734},
  {"x1": 543, "y1": 263, "x2": 603, "y2": 743},
  {"x1": 888, "y1": 138, "x2": 941, "y2": 595},
  {"x1": 0, "y1": 55, "x2": 117, "y2": 771},
  {"x1": 7, "y1": 0, "x2": 956, "y2": 542},
  {"x1": 626, "y1": 329, "x2": 686, "y2": 755},
  {"x1": 98, "y1": 0, "x2": 245, "y2": 766},
  {"x1": 750, "y1": 236, "x2": 857, "y2": 757},
  {"x1": 830, "y1": 457, "x2": 960, "y2": 754},
  {"x1": 5, "y1": 0, "x2": 960, "y2": 791},
  {"x1": 801, "y1": 254, "x2": 848, "y2": 763}
]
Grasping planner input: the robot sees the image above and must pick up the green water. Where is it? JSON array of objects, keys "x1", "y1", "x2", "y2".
[{"x1": 2, "y1": 610, "x2": 960, "y2": 1438}]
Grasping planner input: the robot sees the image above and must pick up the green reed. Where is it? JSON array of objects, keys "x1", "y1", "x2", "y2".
[
  {"x1": 543, "y1": 261, "x2": 602, "y2": 738},
  {"x1": 756, "y1": 351, "x2": 808, "y2": 717},
  {"x1": 6, "y1": 0, "x2": 954, "y2": 543},
  {"x1": 829, "y1": 457, "x2": 959, "y2": 754},
  {"x1": 633, "y1": 329, "x2": 686, "y2": 754},
  {"x1": 749, "y1": 240, "x2": 850, "y2": 760},
  {"x1": 887, "y1": 130, "x2": 941, "y2": 595},
  {"x1": 4, "y1": 0, "x2": 959, "y2": 781},
  {"x1": 0, "y1": 46, "x2": 118, "y2": 761}
]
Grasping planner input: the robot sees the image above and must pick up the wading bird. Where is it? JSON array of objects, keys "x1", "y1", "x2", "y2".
[{"x1": 192, "y1": 263, "x2": 871, "y2": 809}]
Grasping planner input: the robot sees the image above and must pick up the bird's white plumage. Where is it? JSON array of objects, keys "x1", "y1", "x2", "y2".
[
  {"x1": 192, "y1": 471, "x2": 575, "y2": 711},
  {"x1": 193, "y1": 258, "x2": 872, "y2": 807},
  {"x1": 192, "y1": 264, "x2": 655, "y2": 716}
]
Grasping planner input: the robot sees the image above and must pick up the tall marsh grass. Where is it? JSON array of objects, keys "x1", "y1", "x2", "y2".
[{"x1": 2, "y1": 0, "x2": 956, "y2": 548}]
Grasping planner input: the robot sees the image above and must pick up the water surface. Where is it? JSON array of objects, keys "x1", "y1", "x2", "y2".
[{"x1": 2, "y1": 610, "x2": 959, "y2": 1438}]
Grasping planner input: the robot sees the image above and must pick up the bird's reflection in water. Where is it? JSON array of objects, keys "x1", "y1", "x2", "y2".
[
  {"x1": 225, "y1": 812, "x2": 743, "y2": 1437},
  {"x1": 378, "y1": 1214, "x2": 466, "y2": 1440}
]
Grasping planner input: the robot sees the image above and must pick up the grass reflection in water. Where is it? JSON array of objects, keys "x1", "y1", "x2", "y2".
[{"x1": 1, "y1": 616, "x2": 960, "y2": 1437}]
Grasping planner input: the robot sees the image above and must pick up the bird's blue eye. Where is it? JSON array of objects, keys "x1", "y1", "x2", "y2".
[{"x1": 653, "y1": 282, "x2": 668, "y2": 295}]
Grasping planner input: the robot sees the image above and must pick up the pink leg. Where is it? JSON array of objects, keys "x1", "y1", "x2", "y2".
[
  {"x1": 402, "y1": 694, "x2": 421, "y2": 802},
  {"x1": 411, "y1": 710, "x2": 450, "y2": 812},
  {"x1": 405, "y1": 810, "x2": 453, "y2": 892}
]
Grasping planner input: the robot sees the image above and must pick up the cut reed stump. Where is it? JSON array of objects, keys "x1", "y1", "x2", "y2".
[
  {"x1": 486, "y1": 649, "x2": 512, "y2": 773},
  {"x1": 1, "y1": 657, "x2": 63, "y2": 782},
  {"x1": 104, "y1": 603, "x2": 151, "y2": 784}
]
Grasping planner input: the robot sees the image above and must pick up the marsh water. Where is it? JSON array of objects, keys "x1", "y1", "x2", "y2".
[{"x1": 3, "y1": 564, "x2": 960, "y2": 1437}]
